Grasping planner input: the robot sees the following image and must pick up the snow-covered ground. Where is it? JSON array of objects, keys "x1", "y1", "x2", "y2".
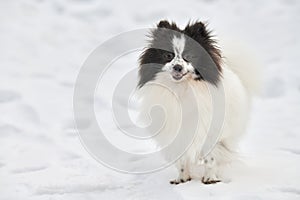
[{"x1": 1, "y1": 0, "x2": 300, "y2": 199}]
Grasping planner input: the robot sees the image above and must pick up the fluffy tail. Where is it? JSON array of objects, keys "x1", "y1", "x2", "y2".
[{"x1": 220, "y1": 39, "x2": 262, "y2": 96}]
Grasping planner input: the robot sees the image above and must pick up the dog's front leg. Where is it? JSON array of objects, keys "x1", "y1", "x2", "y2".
[{"x1": 170, "y1": 157, "x2": 191, "y2": 184}]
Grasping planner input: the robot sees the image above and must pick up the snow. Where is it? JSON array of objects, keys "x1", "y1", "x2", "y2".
[{"x1": 1, "y1": 0, "x2": 300, "y2": 199}]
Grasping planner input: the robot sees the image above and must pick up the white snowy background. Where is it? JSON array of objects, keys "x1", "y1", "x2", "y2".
[{"x1": 1, "y1": 0, "x2": 300, "y2": 199}]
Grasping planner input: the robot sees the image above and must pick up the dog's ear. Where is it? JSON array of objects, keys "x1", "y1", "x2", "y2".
[
  {"x1": 184, "y1": 21, "x2": 209, "y2": 38},
  {"x1": 157, "y1": 20, "x2": 171, "y2": 28}
]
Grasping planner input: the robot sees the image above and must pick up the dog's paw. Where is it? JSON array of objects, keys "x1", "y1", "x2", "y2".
[
  {"x1": 201, "y1": 176, "x2": 221, "y2": 184},
  {"x1": 202, "y1": 167, "x2": 221, "y2": 185},
  {"x1": 169, "y1": 177, "x2": 192, "y2": 185}
]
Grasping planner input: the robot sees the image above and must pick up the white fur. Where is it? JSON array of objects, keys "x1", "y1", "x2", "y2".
[
  {"x1": 172, "y1": 35, "x2": 185, "y2": 56},
  {"x1": 137, "y1": 44, "x2": 259, "y2": 184},
  {"x1": 220, "y1": 39, "x2": 262, "y2": 95}
]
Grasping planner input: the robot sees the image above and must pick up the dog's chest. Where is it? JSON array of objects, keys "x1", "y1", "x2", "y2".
[{"x1": 138, "y1": 81, "x2": 214, "y2": 149}]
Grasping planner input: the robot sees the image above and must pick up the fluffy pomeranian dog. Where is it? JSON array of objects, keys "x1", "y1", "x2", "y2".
[{"x1": 137, "y1": 20, "x2": 260, "y2": 184}]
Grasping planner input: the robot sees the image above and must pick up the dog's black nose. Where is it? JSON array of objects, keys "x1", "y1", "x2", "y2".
[{"x1": 173, "y1": 64, "x2": 183, "y2": 72}]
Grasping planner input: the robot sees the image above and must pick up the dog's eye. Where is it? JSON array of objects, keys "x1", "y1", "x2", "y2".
[
  {"x1": 164, "y1": 52, "x2": 174, "y2": 61},
  {"x1": 183, "y1": 54, "x2": 192, "y2": 62}
]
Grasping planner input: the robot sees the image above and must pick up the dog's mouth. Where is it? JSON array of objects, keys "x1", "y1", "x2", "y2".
[{"x1": 171, "y1": 72, "x2": 187, "y2": 81}]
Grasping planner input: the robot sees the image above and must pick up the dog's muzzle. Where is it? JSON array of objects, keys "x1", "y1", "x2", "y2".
[{"x1": 171, "y1": 64, "x2": 187, "y2": 80}]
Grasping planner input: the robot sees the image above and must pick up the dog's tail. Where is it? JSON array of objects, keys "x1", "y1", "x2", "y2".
[{"x1": 220, "y1": 39, "x2": 262, "y2": 96}]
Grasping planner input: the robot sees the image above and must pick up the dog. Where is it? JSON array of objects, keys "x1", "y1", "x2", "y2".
[{"x1": 137, "y1": 20, "x2": 260, "y2": 184}]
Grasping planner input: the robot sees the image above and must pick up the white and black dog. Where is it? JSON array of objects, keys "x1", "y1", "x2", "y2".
[{"x1": 137, "y1": 20, "x2": 260, "y2": 184}]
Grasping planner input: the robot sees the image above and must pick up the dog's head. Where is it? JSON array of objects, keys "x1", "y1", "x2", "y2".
[{"x1": 138, "y1": 20, "x2": 222, "y2": 88}]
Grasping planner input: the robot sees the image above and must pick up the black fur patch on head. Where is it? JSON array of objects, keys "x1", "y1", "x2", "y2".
[
  {"x1": 138, "y1": 20, "x2": 179, "y2": 88},
  {"x1": 138, "y1": 20, "x2": 222, "y2": 88},
  {"x1": 184, "y1": 21, "x2": 222, "y2": 72}
]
